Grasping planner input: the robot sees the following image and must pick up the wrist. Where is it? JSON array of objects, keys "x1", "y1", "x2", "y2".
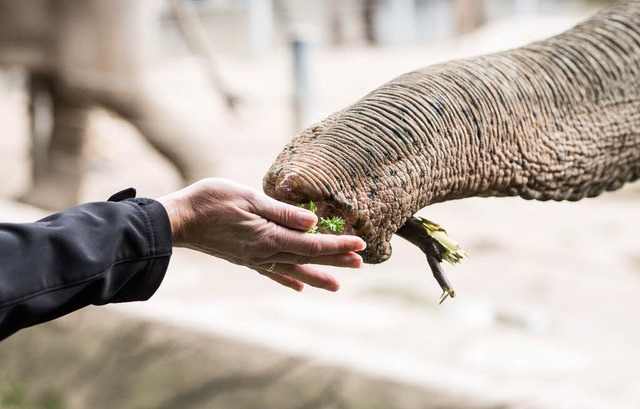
[{"x1": 158, "y1": 194, "x2": 187, "y2": 247}]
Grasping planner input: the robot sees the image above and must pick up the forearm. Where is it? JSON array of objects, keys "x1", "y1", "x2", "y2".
[{"x1": 0, "y1": 194, "x2": 172, "y2": 341}]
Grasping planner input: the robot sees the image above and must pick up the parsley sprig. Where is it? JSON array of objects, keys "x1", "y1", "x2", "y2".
[{"x1": 298, "y1": 201, "x2": 346, "y2": 234}]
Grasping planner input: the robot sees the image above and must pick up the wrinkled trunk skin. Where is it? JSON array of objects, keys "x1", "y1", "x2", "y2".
[{"x1": 264, "y1": 1, "x2": 640, "y2": 263}]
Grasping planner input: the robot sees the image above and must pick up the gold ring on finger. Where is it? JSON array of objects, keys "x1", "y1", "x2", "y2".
[{"x1": 267, "y1": 262, "x2": 277, "y2": 272}]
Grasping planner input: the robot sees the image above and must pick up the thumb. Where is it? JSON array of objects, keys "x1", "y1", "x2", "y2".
[{"x1": 255, "y1": 196, "x2": 318, "y2": 231}]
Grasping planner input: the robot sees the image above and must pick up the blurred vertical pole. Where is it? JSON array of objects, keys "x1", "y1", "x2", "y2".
[
  {"x1": 363, "y1": 0, "x2": 378, "y2": 45},
  {"x1": 329, "y1": 0, "x2": 346, "y2": 46},
  {"x1": 248, "y1": 0, "x2": 273, "y2": 58},
  {"x1": 292, "y1": 38, "x2": 313, "y2": 132}
]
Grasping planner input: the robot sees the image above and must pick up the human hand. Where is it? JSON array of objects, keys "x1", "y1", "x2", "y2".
[{"x1": 158, "y1": 178, "x2": 366, "y2": 292}]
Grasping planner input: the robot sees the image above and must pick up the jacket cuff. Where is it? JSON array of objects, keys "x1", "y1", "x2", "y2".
[{"x1": 108, "y1": 189, "x2": 173, "y2": 303}]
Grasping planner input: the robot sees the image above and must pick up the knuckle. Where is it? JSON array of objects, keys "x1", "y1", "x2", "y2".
[
  {"x1": 279, "y1": 208, "x2": 294, "y2": 226},
  {"x1": 307, "y1": 240, "x2": 322, "y2": 257},
  {"x1": 263, "y1": 223, "x2": 281, "y2": 245},
  {"x1": 253, "y1": 224, "x2": 280, "y2": 260},
  {"x1": 244, "y1": 191, "x2": 262, "y2": 213}
]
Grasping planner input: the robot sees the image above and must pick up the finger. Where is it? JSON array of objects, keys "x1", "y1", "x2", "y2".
[
  {"x1": 268, "y1": 264, "x2": 340, "y2": 292},
  {"x1": 275, "y1": 230, "x2": 367, "y2": 257},
  {"x1": 252, "y1": 194, "x2": 318, "y2": 231},
  {"x1": 255, "y1": 268, "x2": 304, "y2": 292},
  {"x1": 265, "y1": 251, "x2": 363, "y2": 268}
]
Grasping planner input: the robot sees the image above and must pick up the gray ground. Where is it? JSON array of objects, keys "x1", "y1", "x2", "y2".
[{"x1": 1, "y1": 9, "x2": 639, "y2": 409}]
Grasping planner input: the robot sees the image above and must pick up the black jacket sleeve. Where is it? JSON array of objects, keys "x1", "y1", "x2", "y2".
[{"x1": 0, "y1": 191, "x2": 173, "y2": 341}]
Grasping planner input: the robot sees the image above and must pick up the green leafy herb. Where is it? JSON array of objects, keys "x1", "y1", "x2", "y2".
[
  {"x1": 297, "y1": 201, "x2": 317, "y2": 213},
  {"x1": 319, "y1": 216, "x2": 346, "y2": 233},
  {"x1": 298, "y1": 201, "x2": 346, "y2": 234}
]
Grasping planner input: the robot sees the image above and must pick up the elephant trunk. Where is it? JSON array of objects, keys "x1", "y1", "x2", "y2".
[{"x1": 264, "y1": 1, "x2": 640, "y2": 263}]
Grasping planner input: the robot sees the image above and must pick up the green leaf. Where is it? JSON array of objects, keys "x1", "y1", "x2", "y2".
[
  {"x1": 308, "y1": 201, "x2": 317, "y2": 214},
  {"x1": 319, "y1": 216, "x2": 345, "y2": 233},
  {"x1": 297, "y1": 202, "x2": 345, "y2": 234}
]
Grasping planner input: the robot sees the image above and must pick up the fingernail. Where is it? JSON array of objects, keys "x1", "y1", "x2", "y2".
[
  {"x1": 297, "y1": 211, "x2": 317, "y2": 229},
  {"x1": 343, "y1": 252, "x2": 363, "y2": 266},
  {"x1": 325, "y1": 281, "x2": 340, "y2": 292}
]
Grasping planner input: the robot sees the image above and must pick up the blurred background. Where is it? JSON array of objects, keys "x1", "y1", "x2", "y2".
[{"x1": 1, "y1": 0, "x2": 639, "y2": 408}]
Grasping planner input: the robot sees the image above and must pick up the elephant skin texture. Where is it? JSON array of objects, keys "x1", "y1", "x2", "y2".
[{"x1": 264, "y1": 1, "x2": 640, "y2": 264}]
